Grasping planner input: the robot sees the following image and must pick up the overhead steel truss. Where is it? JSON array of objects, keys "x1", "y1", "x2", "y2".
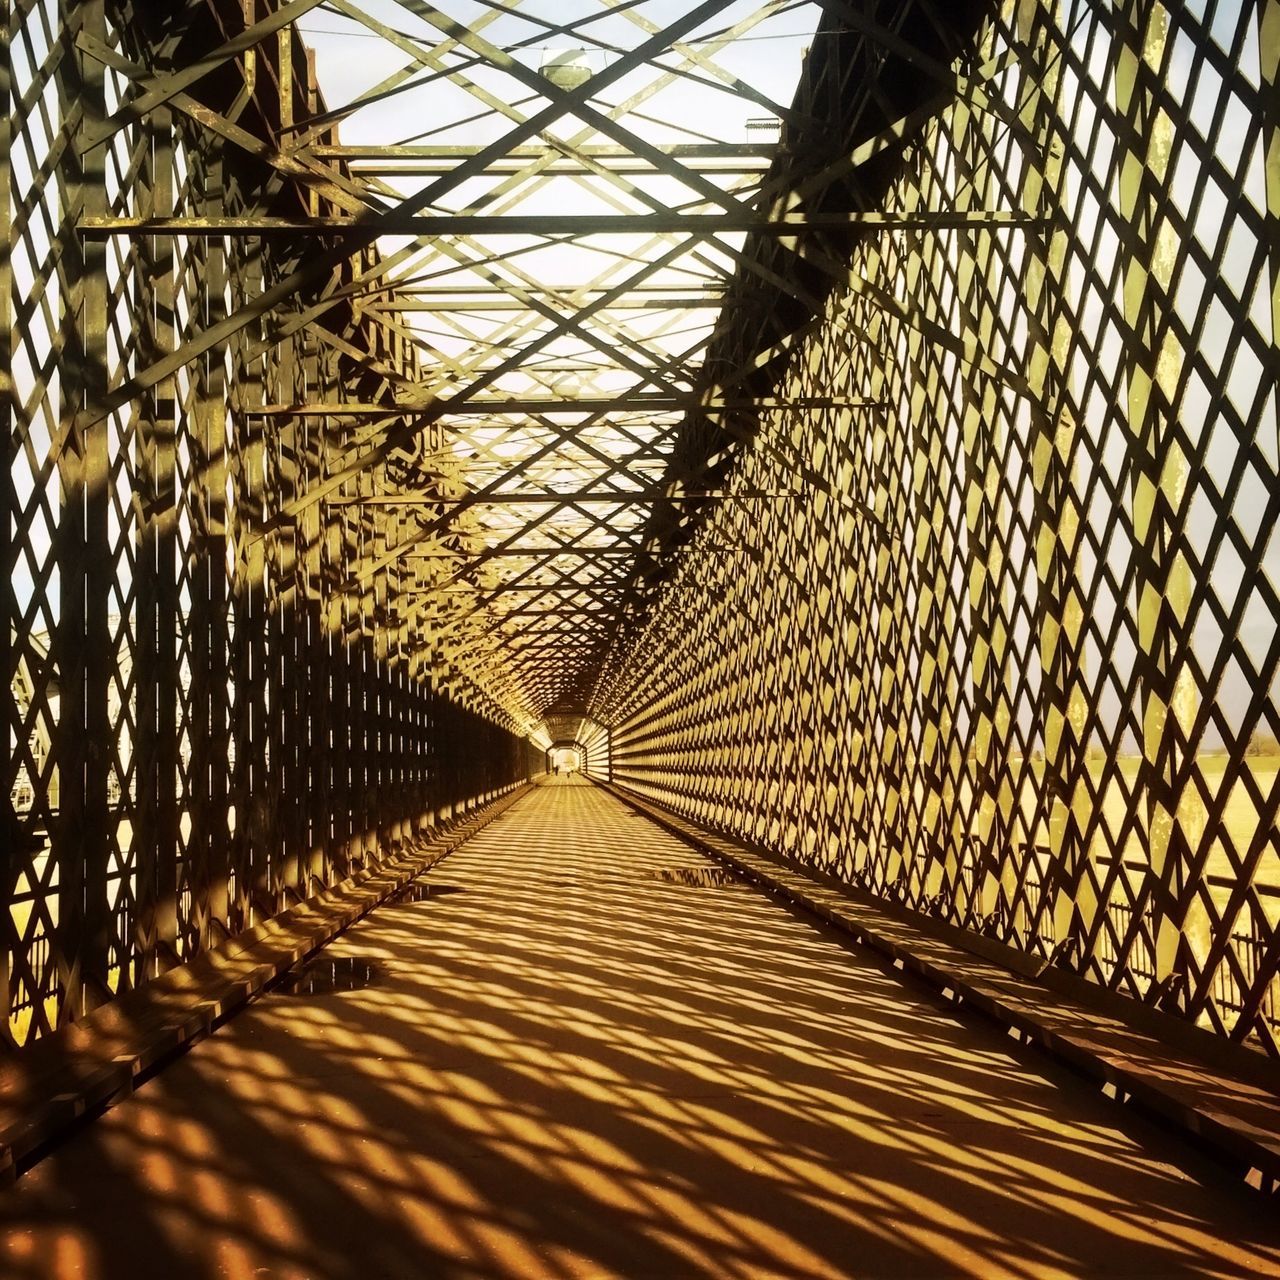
[
  {"x1": 1, "y1": 0, "x2": 896, "y2": 1046},
  {"x1": 47, "y1": 0, "x2": 1041, "y2": 736}
]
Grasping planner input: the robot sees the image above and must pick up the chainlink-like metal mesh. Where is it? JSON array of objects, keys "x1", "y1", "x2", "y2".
[
  {"x1": 593, "y1": 0, "x2": 1280, "y2": 1055},
  {"x1": 2, "y1": 0, "x2": 535, "y2": 1046}
]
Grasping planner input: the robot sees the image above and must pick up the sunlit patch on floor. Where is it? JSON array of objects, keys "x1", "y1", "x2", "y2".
[
  {"x1": 545, "y1": 867, "x2": 742, "y2": 889},
  {"x1": 5, "y1": 781, "x2": 1279, "y2": 1280}
]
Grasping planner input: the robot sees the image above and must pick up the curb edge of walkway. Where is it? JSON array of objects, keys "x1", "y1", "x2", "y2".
[{"x1": 0, "y1": 781, "x2": 536, "y2": 1184}]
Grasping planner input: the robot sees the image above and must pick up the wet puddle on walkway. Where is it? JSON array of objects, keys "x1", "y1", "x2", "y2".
[
  {"x1": 390, "y1": 881, "x2": 466, "y2": 905},
  {"x1": 279, "y1": 957, "x2": 381, "y2": 996},
  {"x1": 546, "y1": 866, "x2": 743, "y2": 889}
]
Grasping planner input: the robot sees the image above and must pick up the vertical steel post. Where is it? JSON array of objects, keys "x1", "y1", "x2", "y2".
[
  {"x1": 193, "y1": 203, "x2": 232, "y2": 946},
  {"x1": 0, "y1": 0, "x2": 14, "y2": 1039},
  {"x1": 136, "y1": 104, "x2": 180, "y2": 977},
  {"x1": 1018, "y1": 0, "x2": 1089, "y2": 957},
  {"x1": 233, "y1": 252, "x2": 271, "y2": 924},
  {"x1": 1116, "y1": 0, "x2": 1205, "y2": 1005},
  {"x1": 1265, "y1": 0, "x2": 1279, "y2": 459},
  {"x1": 951, "y1": 80, "x2": 1011, "y2": 930},
  {"x1": 56, "y1": 0, "x2": 112, "y2": 1018}
]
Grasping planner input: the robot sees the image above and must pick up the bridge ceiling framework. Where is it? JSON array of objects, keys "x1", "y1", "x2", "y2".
[
  {"x1": 69, "y1": 0, "x2": 859, "y2": 740},
  {"x1": 594, "y1": 0, "x2": 1280, "y2": 1056}
]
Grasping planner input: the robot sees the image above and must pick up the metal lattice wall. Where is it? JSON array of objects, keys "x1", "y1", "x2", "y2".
[
  {"x1": 2, "y1": 0, "x2": 535, "y2": 1047},
  {"x1": 594, "y1": 0, "x2": 1280, "y2": 1054}
]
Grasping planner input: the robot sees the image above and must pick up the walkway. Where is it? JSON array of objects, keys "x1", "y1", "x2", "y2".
[{"x1": 1, "y1": 779, "x2": 1277, "y2": 1279}]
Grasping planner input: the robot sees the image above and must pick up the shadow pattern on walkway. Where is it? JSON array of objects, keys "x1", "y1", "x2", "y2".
[{"x1": 1, "y1": 780, "x2": 1277, "y2": 1278}]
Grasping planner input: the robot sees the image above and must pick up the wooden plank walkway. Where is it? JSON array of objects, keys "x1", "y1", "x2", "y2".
[
  {"x1": 0, "y1": 784, "x2": 531, "y2": 1181},
  {"x1": 602, "y1": 782, "x2": 1280, "y2": 1190},
  {"x1": 1, "y1": 777, "x2": 1276, "y2": 1279}
]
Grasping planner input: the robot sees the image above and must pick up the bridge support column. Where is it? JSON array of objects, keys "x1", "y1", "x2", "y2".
[
  {"x1": 1018, "y1": 0, "x2": 1089, "y2": 961},
  {"x1": 55, "y1": 0, "x2": 112, "y2": 1017},
  {"x1": 1116, "y1": 0, "x2": 1207, "y2": 1010}
]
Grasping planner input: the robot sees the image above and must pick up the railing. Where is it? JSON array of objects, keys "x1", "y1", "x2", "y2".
[
  {"x1": 1211, "y1": 918, "x2": 1280, "y2": 1033},
  {"x1": 595, "y1": 1, "x2": 1280, "y2": 1057},
  {"x1": 2, "y1": 0, "x2": 536, "y2": 1048}
]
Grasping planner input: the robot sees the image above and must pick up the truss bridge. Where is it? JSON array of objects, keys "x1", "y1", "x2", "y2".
[{"x1": 2, "y1": 0, "x2": 1280, "y2": 1274}]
